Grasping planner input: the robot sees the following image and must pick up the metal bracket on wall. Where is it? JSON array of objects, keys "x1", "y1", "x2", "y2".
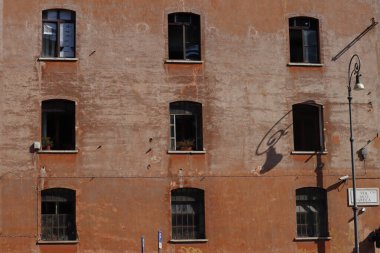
[{"x1": 331, "y1": 18, "x2": 378, "y2": 61}]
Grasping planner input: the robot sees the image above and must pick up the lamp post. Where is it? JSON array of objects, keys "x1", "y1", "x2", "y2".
[{"x1": 347, "y1": 54, "x2": 364, "y2": 253}]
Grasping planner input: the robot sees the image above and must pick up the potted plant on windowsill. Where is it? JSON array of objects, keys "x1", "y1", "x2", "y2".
[
  {"x1": 41, "y1": 137, "x2": 54, "y2": 150},
  {"x1": 176, "y1": 139, "x2": 194, "y2": 151}
]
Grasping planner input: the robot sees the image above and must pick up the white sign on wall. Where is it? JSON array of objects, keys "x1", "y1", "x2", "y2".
[{"x1": 348, "y1": 188, "x2": 379, "y2": 206}]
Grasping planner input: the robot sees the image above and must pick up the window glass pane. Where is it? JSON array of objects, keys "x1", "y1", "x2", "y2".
[
  {"x1": 289, "y1": 30, "x2": 303, "y2": 62},
  {"x1": 296, "y1": 17, "x2": 310, "y2": 28},
  {"x1": 46, "y1": 10, "x2": 58, "y2": 20},
  {"x1": 41, "y1": 189, "x2": 76, "y2": 241},
  {"x1": 296, "y1": 188, "x2": 327, "y2": 237},
  {"x1": 185, "y1": 15, "x2": 200, "y2": 60},
  {"x1": 303, "y1": 30, "x2": 317, "y2": 47},
  {"x1": 59, "y1": 23, "x2": 75, "y2": 57},
  {"x1": 176, "y1": 14, "x2": 191, "y2": 23},
  {"x1": 42, "y1": 22, "x2": 57, "y2": 57},
  {"x1": 293, "y1": 104, "x2": 323, "y2": 151},
  {"x1": 171, "y1": 188, "x2": 205, "y2": 239},
  {"x1": 169, "y1": 25, "x2": 184, "y2": 59},
  {"x1": 185, "y1": 25, "x2": 200, "y2": 60},
  {"x1": 42, "y1": 10, "x2": 75, "y2": 58},
  {"x1": 59, "y1": 10, "x2": 73, "y2": 21},
  {"x1": 304, "y1": 46, "x2": 318, "y2": 63},
  {"x1": 289, "y1": 17, "x2": 319, "y2": 63},
  {"x1": 42, "y1": 202, "x2": 57, "y2": 214}
]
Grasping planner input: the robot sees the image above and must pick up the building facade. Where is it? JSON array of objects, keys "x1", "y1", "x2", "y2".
[{"x1": 0, "y1": 1, "x2": 380, "y2": 253}]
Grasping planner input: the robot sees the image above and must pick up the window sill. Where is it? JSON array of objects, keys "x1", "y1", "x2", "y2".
[
  {"x1": 291, "y1": 151, "x2": 327, "y2": 155},
  {"x1": 287, "y1": 62, "x2": 323, "y2": 67},
  {"x1": 165, "y1": 59, "x2": 203, "y2": 64},
  {"x1": 169, "y1": 239, "x2": 208, "y2": 243},
  {"x1": 294, "y1": 237, "x2": 331, "y2": 241},
  {"x1": 38, "y1": 150, "x2": 79, "y2": 154},
  {"x1": 167, "y1": 150, "x2": 206, "y2": 154},
  {"x1": 37, "y1": 240, "x2": 79, "y2": 245},
  {"x1": 38, "y1": 57, "x2": 78, "y2": 62}
]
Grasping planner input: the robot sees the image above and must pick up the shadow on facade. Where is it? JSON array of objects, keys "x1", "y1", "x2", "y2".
[
  {"x1": 256, "y1": 110, "x2": 292, "y2": 173},
  {"x1": 357, "y1": 234, "x2": 376, "y2": 253},
  {"x1": 315, "y1": 154, "x2": 325, "y2": 188},
  {"x1": 317, "y1": 240, "x2": 326, "y2": 253}
]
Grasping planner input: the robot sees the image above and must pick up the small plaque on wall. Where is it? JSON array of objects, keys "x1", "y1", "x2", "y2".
[{"x1": 348, "y1": 188, "x2": 379, "y2": 206}]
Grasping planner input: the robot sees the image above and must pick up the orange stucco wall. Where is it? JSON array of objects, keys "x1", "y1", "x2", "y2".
[{"x1": 0, "y1": 1, "x2": 380, "y2": 253}]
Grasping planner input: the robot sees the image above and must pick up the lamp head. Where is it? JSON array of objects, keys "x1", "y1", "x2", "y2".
[{"x1": 354, "y1": 74, "x2": 365, "y2": 90}]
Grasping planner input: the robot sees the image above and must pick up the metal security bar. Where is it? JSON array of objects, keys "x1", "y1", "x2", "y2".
[{"x1": 41, "y1": 214, "x2": 75, "y2": 241}]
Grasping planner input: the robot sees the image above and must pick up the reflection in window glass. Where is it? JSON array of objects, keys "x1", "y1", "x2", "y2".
[
  {"x1": 289, "y1": 17, "x2": 319, "y2": 63},
  {"x1": 168, "y1": 13, "x2": 201, "y2": 60},
  {"x1": 42, "y1": 9, "x2": 75, "y2": 58},
  {"x1": 171, "y1": 188, "x2": 205, "y2": 239},
  {"x1": 296, "y1": 188, "x2": 328, "y2": 237}
]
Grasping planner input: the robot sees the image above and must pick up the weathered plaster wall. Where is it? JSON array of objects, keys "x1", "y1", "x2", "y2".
[{"x1": 0, "y1": 0, "x2": 379, "y2": 253}]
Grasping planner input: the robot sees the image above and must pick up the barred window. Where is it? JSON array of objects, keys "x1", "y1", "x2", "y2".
[
  {"x1": 168, "y1": 13, "x2": 201, "y2": 60},
  {"x1": 292, "y1": 102, "x2": 324, "y2": 152},
  {"x1": 289, "y1": 17, "x2": 320, "y2": 63},
  {"x1": 170, "y1": 101, "x2": 203, "y2": 151},
  {"x1": 41, "y1": 188, "x2": 76, "y2": 241},
  {"x1": 171, "y1": 188, "x2": 205, "y2": 240},
  {"x1": 296, "y1": 187, "x2": 328, "y2": 237},
  {"x1": 42, "y1": 9, "x2": 76, "y2": 58}
]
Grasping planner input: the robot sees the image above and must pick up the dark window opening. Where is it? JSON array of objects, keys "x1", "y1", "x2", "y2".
[
  {"x1": 42, "y1": 9, "x2": 76, "y2": 58},
  {"x1": 42, "y1": 99, "x2": 75, "y2": 150},
  {"x1": 170, "y1": 101, "x2": 203, "y2": 151},
  {"x1": 289, "y1": 17, "x2": 319, "y2": 63},
  {"x1": 171, "y1": 188, "x2": 205, "y2": 240},
  {"x1": 168, "y1": 13, "x2": 201, "y2": 60},
  {"x1": 41, "y1": 188, "x2": 76, "y2": 241},
  {"x1": 292, "y1": 103, "x2": 324, "y2": 151},
  {"x1": 296, "y1": 187, "x2": 328, "y2": 237}
]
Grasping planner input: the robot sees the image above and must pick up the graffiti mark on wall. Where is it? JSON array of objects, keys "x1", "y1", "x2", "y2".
[{"x1": 178, "y1": 246, "x2": 203, "y2": 253}]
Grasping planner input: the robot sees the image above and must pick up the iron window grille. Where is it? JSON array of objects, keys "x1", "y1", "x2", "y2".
[
  {"x1": 169, "y1": 101, "x2": 203, "y2": 151},
  {"x1": 171, "y1": 188, "x2": 205, "y2": 240},
  {"x1": 42, "y1": 9, "x2": 76, "y2": 58},
  {"x1": 296, "y1": 187, "x2": 328, "y2": 237},
  {"x1": 41, "y1": 188, "x2": 76, "y2": 241},
  {"x1": 292, "y1": 102, "x2": 324, "y2": 152},
  {"x1": 168, "y1": 13, "x2": 201, "y2": 60},
  {"x1": 289, "y1": 17, "x2": 320, "y2": 63},
  {"x1": 42, "y1": 99, "x2": 76, "y2": 150}
]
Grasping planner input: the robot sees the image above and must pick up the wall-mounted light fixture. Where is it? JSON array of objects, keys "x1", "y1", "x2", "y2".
[{"x1": 358, "y1": 147, "x2": 368, "y2": 161}]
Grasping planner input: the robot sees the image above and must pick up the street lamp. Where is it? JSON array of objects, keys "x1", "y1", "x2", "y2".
[{"x1": 347, "y1": 54, "x2": 364, "y2": 253}]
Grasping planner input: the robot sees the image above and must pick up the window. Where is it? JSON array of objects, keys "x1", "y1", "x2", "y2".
[
  {"x1": 41, "y1": 188, "x2": 76, "y2": 241},
  {"x1": 42, "y1": 99, "x2": 76, "y2": 150},
  {"x1": 289, "y1": 17, "x2": 320, "y2": 63},
  {"x1": 170, "y1": 101, "x2": 203, "y2": 151},
  {"x1": 171, "y1": 188, "x2": 205, "y2": 240},
  {"x1": 292, "y1": 102, "x2": 324, "y2": 152},
  {"x1": 42, "y1": 9, "x2": 76, "y2": 58},
  {"x1": 168, "y1": 13, "x2": 201, "y2": 60},
  {"x1": 296, "y1": 187, "x2": 328, "y2": 238}
]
